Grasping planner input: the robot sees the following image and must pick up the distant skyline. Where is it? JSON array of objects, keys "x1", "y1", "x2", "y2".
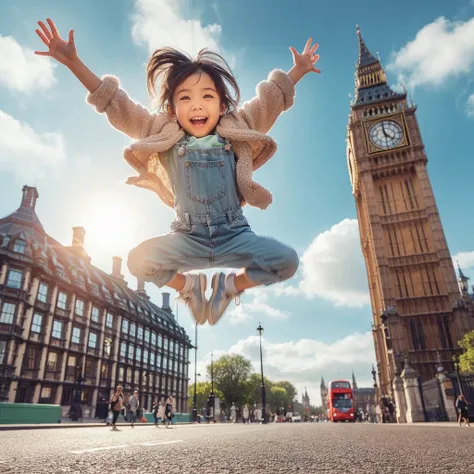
[{"x1": 1, "y1": 0, "x2": 474, "y2": 405}]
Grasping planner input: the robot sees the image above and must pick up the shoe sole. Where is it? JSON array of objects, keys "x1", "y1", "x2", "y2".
[
  {"x1": 208, "y1": 273, "x2": 222, "y2": 326},
  {"x1": 197, "y1": 273, "x2": 208, "y2": 325}
]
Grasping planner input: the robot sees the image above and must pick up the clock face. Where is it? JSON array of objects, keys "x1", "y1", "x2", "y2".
[{"x1": 369, "y1": 120, "x2": 404, "y2": 149}]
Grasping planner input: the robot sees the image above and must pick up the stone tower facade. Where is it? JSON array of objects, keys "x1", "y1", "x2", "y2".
[{"x1": 346, "y1": 28, "x2": 473, "y2": 399}]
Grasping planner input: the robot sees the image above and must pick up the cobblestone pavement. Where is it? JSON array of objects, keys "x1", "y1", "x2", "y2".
[{"x1": 2, "y1": 422, "x2": 474, "y2": 473}]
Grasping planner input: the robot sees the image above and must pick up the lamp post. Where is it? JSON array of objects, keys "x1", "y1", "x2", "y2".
[
  {"x1": 192, "y1": 323, "x2": 198, "y2": 423},
  {"x1": 371, "y1": 364, "x2": 378, "y2": 406},
  {"x1": 257, "y1": 323, "x2": 267, "y2": 424},
  {"x1": 208, "y1": 352, "x2": 216, "y2": 423}
]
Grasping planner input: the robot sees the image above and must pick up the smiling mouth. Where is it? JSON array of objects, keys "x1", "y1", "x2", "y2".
[{"x1": 190, "y1": 117, "x2": 208, "y2": 126}]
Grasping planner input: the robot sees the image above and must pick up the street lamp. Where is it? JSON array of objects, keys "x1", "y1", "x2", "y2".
[
  {"x1": 192, "y1": 323, "x2": 198, "y2": 423},
  {"x1": 208, "y1": 352, "x2": 215, "y2": 423},
  {"x1": 257, "y1": 323, "x2": 267, "y2": 424},
  {"x1": 371, "y1": 364, "x2": 378, "y2": 406}
]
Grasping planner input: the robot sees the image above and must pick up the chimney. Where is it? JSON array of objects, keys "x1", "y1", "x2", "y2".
[
  {"x1": 21, "y1": 185, "x2": 39, "y2": 209},
  {"x1": 72, "y1": 227, "x2": 85, "y2": 248},
  {"x1": 136, "y1": 278, "x2": 148, "y2": 298},
  {"x1": 112, "y1": 256, "x2": 123, "y2": 279},
  {"x1": 162, "y1": 292, "x2": 170, "y2": 309}
]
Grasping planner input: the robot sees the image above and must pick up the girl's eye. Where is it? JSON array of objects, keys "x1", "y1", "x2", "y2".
[
  {"x1": 204, "y1": 94, "x2": 214, "y2": 99},
  {"x1": 179, "y1": 96, "x2": 190, "y2": 100}
]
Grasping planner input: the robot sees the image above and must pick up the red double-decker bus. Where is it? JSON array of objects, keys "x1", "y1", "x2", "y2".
[{"x1": 327, "y1": 380, "x2": 355, "y2": 422}]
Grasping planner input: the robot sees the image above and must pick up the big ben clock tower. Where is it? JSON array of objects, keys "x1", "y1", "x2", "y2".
[{"x1": 347, "y1": 27, "x2": 473, "y2": 399}]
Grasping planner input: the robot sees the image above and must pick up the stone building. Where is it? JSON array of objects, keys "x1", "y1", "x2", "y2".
[
  {"x1": 0, "y1": 186, "x2": 191, "y2": 417},
  {"x1": 346, "y1": 28, "x2": 474, "y2": 400}
]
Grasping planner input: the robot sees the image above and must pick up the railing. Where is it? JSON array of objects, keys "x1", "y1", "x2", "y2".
[
  {"x1": 22, "y1": 368, "x2": 40, "y2": 379},
  {"x1": 29, "y1": 332, "x2": 46, "y2": 343},
  {"x1": 0, "y1": 323, "x2": 23, "y2": 338},
  {"x1": 50, "y1": 338, "x2": 67, "y2": 349},
  {"x1": 87, "y1": 347, "x2": 100, "y2": 357},
  {"x1": 0, "y1": 364, "x2": 16, "y2": 377},
  {"x1": 44, "y1": 371, "x2": 62, "y2": 381},
  {"x1": 69, "y1": 342, "x2": 85, "y2": 352}
]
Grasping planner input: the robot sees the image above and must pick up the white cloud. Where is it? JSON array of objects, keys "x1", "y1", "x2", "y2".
[
  {"x1": 467, "y1": 94, "x2": 474, "y2": 116},
  {"x1": 299, "y1": 218, "x2": 370, "y2": 307},
  {"x1": 131, "y1": 0, "x2": 222, "y2": 56},
  {"x1": 0, "y1": 35, "x2": 56, "y2": 93},
  {"x1": 192, "y1": 332, "x2": 376, "y2": 405},
  {"x1": 227, "y1": 291, "x2": 290, "y2": 325},
  {"x1": 0, "y1": 110, "x2": 66, "y2": 180},
  {"x1": 386, "y1": 16, "x2": 474, "y2": 89},
  {"x1": 453, "y1": 250, "x2": 474, "y2": 270}
]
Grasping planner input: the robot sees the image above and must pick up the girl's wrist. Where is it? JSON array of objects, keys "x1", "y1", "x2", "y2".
[{"x1": 288, "y1": 66, "x2": 305, "y2": 84}]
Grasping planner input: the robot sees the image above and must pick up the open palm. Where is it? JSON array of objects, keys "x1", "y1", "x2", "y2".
[
  {"x1": 290, "y1": 38, "x2": 320, "y2": 75},
  {"x1": 35, "y1": 18, "x2": 77, "y2": 65}
]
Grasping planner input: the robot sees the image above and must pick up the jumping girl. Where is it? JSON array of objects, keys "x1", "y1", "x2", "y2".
[{"x1": 34, "y1": 18, "x2": 320, "y2": 326}]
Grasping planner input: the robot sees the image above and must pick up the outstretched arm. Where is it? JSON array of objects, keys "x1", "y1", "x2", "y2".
[
  {"x1": 35, "y1": 18, "x2": 161, "y2": 139},
  {"x1": 238, "y1": 38, "x2": 320, "y2": 134}
]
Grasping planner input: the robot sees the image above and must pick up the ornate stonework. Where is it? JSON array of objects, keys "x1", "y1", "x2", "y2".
[{"x1": 346, "y1": 29, "x2": 474, "y2": 399}]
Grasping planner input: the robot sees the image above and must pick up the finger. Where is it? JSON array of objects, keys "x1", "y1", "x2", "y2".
[
  {"x1": 35, "y1": 28, "x2": 50, "y2": 46},
  {"x1": 312, "y1": 54, "x2": 320, "y2": 64},
  {"x1": 46, "y1": 18, "x2": 60, "y2": 38},
  {"x1": 303, "y1": 38, "x2": 312, "y2": 53},
  {"x1": 38, "y1": 21, "x2": 53, "y2": 40},
  {"x1": 289, "y1": 46, "x2": 298, "y2": 59},
  {"x1": 68, "y1": 29, "x2": 75, "y2": 45},
  {"x1": 310, "y1": 43, "x2": 319, "y2": 54},
  {"x1": 312, "y1": 67, "x2": 321, "y2": 73},
  {"x1": 34, "y1": 51, "x2": 51, "y2": 56}
]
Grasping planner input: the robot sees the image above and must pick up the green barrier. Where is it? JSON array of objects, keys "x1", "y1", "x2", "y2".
[
  {"x1": 141, "y1": 413, "x2": 191, "y2": 424},
  {"x1": 0, "y1": 403, "x2": 62, "y2": 424}
]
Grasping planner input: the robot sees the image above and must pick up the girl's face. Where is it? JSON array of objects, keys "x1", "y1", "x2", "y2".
[{"x1": 170, "y1": 71, "x2": 226, "y2": 137}]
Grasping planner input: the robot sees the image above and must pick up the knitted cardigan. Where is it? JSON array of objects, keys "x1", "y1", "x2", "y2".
[{"x1": 87, "y1": 69, "x2": 295, "y2": 210}]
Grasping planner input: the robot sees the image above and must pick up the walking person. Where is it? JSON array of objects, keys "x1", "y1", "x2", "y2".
[
  {"x1": 152, "y1": 397, "x2": 160, "y2": 427},
  {"x1": 129, "y1": 390, "x2": 140, "y2": 428},
  {"x1": 164, "y1": 396, "x2": 174, "y2": 428},
  {"x1": 156, "y1": 397, "x2": 166, "y2": 427},
  {"x1": 230, "y1": 402, "x2": 237, "y2": 424},
  {"x1": 34, "y1": 18, "x2": 320, "y2": 328},
  {"x1": 110, "y1": 386, "x2": 124, "y2": 431},
  {"x1": 456, "y1": 394, "x2": 471, "y2": 427}
]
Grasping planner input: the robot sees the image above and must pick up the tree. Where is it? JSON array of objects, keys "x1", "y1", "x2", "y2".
[
  {"x1": 244, "y1": 373, "x2": 274, "y2": 406},
  {"x1": 209, "y1": 354, "x2": 252, "y2": 406},
  {"x1": 268, "y1": 386, "x2": 288, "y2": 413},
  {"x1": 273, "y1": 381, "x2": 297, "y2": 403},
  {"x1": 187, "y1": 382, "x2": 223, "y2": 411},
  {"x1": 310, "y1": 405, "x2": 326, "y2": 416},
  {"x1": 459, "y1": 330, "x2": 474, "y2": 374}
]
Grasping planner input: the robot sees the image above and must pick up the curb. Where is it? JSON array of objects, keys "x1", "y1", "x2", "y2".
[{"x1": 0, "y1": 422, "x2": 192, "y2": 431}]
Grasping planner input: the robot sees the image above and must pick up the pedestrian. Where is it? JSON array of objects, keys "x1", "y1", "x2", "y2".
[
  {"x1": 164, "y1": 396, "x2": 174, "y2": 428},
  {"x1": 456, "y1": 394, "x2": 471, "y2": 427},
  {"x1": 129, "y1": 390, "x2": 140, "y2": 428},
  {"x1": 243, "y1": 404, "x2": 250, "y2": 424},
  {"x1": 152, "y1": 398, "x2": 159, "y2": 426},
  {"x1": 34, "y1": 18, "x2": 321, "y2": 327},
  {"x1": 375, "y1": 403, "x2": 382, "y2": 424},
  {"x1": 230, "y1": 402, "x2": 237, "y2": 424},
  {"x1": 157, "y1": 397, "x2": 166, "y2": 426},
  {"x1": 110, "y1": 386, "x2": 124, "y2": 431}
]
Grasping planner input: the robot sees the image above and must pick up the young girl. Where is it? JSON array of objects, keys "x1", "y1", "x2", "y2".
[{"x1": 34, "y1": 18, "x2": 320, "y2": 325}]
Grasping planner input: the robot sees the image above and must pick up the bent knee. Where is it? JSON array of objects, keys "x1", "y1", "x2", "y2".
[
  {"x1": 127, "y1": 245, "x2": 160, "y2": 280},
  {"x1": 279, "y1": 247, "x2": 299, "y2": 281}
]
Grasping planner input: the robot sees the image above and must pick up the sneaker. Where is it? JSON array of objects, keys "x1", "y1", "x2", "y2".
[
  {"x1": 208, "y1": 272, "x2": 241, "y2": 326},
  {"x1": 179, "y1": 273, "x2": 207, "y2": 325}
]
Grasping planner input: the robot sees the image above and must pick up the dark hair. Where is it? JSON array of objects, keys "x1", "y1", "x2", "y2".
[{"x1": 146, "y1": 47, "x2": 240, "y2": 113}]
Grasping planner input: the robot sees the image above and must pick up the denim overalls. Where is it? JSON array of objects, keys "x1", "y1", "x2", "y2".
[{"x1": 127, "y1": 135, "x2": 299, "y2": 287}]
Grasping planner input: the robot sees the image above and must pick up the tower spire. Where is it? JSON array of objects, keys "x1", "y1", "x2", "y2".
[
  {"x1": 457, "y1": 261, "x2": 470, "y2": 294},
  {"x1": 352, "y1": 370, "x2": 358, "y2": 389},
  {"x1": 353, "y1": 26, "x2": 405, "y2": 108}
]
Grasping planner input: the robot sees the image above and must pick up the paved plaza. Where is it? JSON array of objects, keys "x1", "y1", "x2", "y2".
[{"x1": 2, "y1": 422, "x2": 473, "y2": 473}]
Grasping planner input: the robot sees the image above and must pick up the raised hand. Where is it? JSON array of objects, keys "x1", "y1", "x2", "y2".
[
  {"x1": 289, "y1": 38, "x2": 321, "y2": 76},
  {"x1": 34, "y1": 18, "x2": 78, "y2": 65}
]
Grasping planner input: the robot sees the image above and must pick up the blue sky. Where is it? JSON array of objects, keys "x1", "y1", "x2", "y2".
[{"x1": 1, "y1": 0, "x2": 474, "y2": 405}]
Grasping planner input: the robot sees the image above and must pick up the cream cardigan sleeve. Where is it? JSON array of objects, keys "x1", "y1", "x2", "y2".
[
  {"x1": 86, "y1": 75, "x2": 168, "y2": 140},
  {"x1": 237, "y1": 69, "x2": 296, "y2": 135}
]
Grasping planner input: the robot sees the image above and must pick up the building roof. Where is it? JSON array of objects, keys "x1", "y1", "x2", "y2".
[{"x1": 0, "y1": 186, "x2": 191, "y2": 345}]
